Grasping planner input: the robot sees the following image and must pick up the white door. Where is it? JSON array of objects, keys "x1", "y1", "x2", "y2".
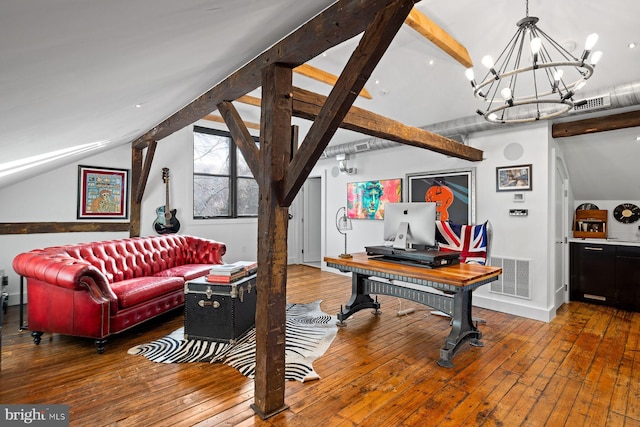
[
  {"x1": 287, "y1": 192, "x2": 302, "y2": 264},
  {"x1": 303, "y1": 177, "x2": 322, "y2": 263},
  {"x1": 554, "y1": 163, "x2": 568, "y2": 309}
]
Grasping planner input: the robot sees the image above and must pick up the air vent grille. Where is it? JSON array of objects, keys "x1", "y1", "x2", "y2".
[
  {"x1": 488, "y1": 256, "x2": 531, "y2": 299},
  {"x1": 353, "y1": 142, "x2": 370, "y2": 152},
  {"x1": 572, "y1": 94, "x2": 611, "y2": 112}
]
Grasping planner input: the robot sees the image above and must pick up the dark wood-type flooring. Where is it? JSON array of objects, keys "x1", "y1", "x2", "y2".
[{"x1": 1, "y1": 265, "x2": 639, "y2": 426}]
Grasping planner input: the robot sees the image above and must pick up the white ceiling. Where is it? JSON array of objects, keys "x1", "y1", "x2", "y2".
[{"x1": 1, "y1": 0, "x2": 640, "y2": 197}]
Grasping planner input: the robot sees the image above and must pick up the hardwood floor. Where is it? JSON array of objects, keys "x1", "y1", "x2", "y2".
[{"x1": 1, "y1": 265, "x2": 639, "y2": 426}]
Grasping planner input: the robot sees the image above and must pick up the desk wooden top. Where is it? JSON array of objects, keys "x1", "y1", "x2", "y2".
[{"x1": 324, "y1": 253, "x2": 502, "y2": 288}]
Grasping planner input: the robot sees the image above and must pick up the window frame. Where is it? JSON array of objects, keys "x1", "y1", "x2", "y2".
[{"x1": 193, "y1": 125, "x2": 259, "y2": 219}]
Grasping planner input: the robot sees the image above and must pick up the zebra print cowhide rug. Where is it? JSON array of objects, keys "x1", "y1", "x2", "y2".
[{"x1": 127, "y1": 300, "x2": 338, "y2": 382}]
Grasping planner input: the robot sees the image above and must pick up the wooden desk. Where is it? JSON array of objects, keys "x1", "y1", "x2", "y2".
[{"x1": 324, "y1": 253, "x2": 502, "y2": 368}]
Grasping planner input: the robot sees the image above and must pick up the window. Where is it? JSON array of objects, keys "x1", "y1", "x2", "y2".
[{"x1": 193, "y1": 126, "x2": 259, "y2": 218}]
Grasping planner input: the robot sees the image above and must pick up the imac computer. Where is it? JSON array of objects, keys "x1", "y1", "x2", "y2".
[
  {"x1": 365, "y1": 202, "x2": 459, "y2": 267},
  {"x1": 383, "y1": 202, "x2": 437, "y2": 250}
]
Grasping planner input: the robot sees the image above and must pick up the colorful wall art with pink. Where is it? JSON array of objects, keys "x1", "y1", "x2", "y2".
[{"x1": 347, "y1": 178, "x2": 402, "y2": 220}]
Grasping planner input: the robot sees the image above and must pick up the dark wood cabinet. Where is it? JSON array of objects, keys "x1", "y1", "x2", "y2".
[
  {"x1": 615, "y1": 246, "x2": 640, "y2": 311},
  {"x1": 570, "y1": 242, "x2": 617, "y2": 305},
  {"x1": 570, "y1": 242, "x2": 640, "y2": 311}
]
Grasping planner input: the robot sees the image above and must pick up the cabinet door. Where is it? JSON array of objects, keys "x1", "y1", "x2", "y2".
[
  {"x1": 570, "y1": 243, "x2": 617, "y2": 305},
  {"x1": 615, "y1": 246, "x2": 640, "y2": 312}
]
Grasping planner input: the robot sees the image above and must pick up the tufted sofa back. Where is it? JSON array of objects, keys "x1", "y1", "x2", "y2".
[{"x1": 29, "y1": 235, "x2": 225, "y2": 284}]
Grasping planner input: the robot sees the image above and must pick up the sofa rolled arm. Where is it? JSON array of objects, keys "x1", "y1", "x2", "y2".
[
  {"x1": 13, "y1": 250, "x2": 116, "y2": 301},
  {"x1": 185, "y1": 236, "x2": 227, "y2": 265}
]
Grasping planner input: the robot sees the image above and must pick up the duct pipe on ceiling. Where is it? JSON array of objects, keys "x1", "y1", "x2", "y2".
[{"x1": 322, "y1": 81, "x2": 640, "y2": 157}]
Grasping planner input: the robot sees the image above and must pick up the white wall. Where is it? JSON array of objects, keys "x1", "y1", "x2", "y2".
[
  {"x1": 0, "y1": 118, "x2": 559, "y2": 321},
  {"x1": 312, "y1": 122, "x2": 555, "y2": 321}
]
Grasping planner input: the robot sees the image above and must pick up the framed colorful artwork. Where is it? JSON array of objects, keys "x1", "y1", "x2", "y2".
[
  {"x1": 496, "y1": 164, "x2": 532, "y2": 191},
  {"x1": 347, "y1": 178, "x2": 402, "y2": 220},
  {"x1": 77, "y1": 165, "x2": 129, "y2": 219},
  {"x1": 407, "y1": 168, "x2": 475, "y2": 224}
]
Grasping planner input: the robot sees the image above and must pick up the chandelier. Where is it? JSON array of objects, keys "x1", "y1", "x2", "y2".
[{"x1": 465, "y1": 0, "x2": 603, "y2": 124}]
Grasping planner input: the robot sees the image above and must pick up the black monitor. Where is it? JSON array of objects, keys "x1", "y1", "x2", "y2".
[{"x1": 383, "y1": 202, "x2": 437, "y2": 250}]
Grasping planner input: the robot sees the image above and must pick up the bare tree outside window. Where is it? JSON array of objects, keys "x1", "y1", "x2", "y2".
[{"x1": 193, "y1": 127, "x2": 258, "y2": 218}]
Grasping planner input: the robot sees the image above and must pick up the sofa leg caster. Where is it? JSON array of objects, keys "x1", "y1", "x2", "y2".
[
  {"x1": 95, "y1": 339, "x2": 107, "y2": 354},
  {"x1": 32, "y1": 331, "x2": 43, "y2": 345}
]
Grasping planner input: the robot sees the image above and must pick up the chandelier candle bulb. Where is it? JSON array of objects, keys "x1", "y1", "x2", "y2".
[
  {"x1": 581, "y1": 33, "x2": 599, "y2": 61},
  {"x1": 465, "y1": 68, "x2": 476, "y2": 87},
  {"x1": 531, "y1": 37, "x2": 542, "y2": 63},
  {"x1": 590, "y1": 51, "x2": 603, "y2": 65},
  {"x1": 585, "y1": 33, "x2": 599, "y2": 51}
]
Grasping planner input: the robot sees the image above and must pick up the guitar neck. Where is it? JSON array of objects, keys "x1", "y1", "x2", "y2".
[{"x1": 165, "y1": 179, "x2": 171, "y2": 218}]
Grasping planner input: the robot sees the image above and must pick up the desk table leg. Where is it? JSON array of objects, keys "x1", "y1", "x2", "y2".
[
  {"x1": 437, "y1": 289, "x2": 483, "y2": 368},
  {"x1": 337, "y1": 272, "x2": 381, "y2": 325}
]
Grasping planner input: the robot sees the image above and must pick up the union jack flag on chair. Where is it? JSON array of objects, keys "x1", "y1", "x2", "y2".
[{"x1": 435, "y1": 221, "x2": 488, "y2": 265}]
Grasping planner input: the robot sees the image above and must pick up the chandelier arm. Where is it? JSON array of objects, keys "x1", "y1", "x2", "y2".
[
  {"x1": 485, "y1": 99, "x2": 573, "y2": 124},
  {"x1": 535, "y1": 27, "x2": 581, "y2": 62},
  {"x1": 473, "y1": 61, "x2": 594, "y2": 101}
]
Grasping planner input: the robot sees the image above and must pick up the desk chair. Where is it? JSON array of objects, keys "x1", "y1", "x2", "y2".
[{"x1": 431, "y1": 220, "x2": 492, "y2": 324}]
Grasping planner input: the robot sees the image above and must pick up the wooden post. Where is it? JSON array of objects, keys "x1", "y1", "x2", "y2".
[
  {"x1": 251, "y1": 63, "x2": 293, "y2": 418},
  {"x1": 130, "y1": 147, "x2": 143, "y2": 237}
]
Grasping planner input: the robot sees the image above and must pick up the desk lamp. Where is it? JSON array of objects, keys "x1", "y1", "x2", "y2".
[{"x1": 336, "y1": 207, "x2": 353, "y2": 259}]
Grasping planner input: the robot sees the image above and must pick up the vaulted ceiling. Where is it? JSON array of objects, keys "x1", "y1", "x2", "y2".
[{"x1": 2, "y1": 0, "x2": 640, "y2": 195}]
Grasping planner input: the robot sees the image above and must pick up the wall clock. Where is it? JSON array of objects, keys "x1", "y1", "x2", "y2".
[
  {"x1": 576, "y1": 203, "x2": 599, "y2": 211},
  {"x1": 613, "y1": 203, "x2": 640, "y2": 224}
]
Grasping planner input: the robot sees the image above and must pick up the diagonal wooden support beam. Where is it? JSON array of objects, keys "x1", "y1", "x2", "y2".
[
  {"x1": 135, "y1": 140, "x2": 157, "y2": 204},
  {"x1": 405, "y1": 8, "x2": 473, "y2": 68},
  {"x1": 282, "y1": 0, "x2": 417, "y2": 206},
  {"x1": 217, "y1": 101, "x2": 261, "y2": 179},
  {"x1": 292, "y1": 86, "x2": 483, "y2": 161},
  {"x1": 132, "y1": 0, "x2": 406, "y2": 149}
]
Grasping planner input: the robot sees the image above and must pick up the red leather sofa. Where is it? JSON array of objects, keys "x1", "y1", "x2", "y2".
[{"x1": 13, "y1": 234, "x2": 226, "y2": 353}]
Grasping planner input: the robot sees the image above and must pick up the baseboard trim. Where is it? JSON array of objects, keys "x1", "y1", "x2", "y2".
[{"x1": 473, "y1": 294, "x2": 554, "y2": 322}]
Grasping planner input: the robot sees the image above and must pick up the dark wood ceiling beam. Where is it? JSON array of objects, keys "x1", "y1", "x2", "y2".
[
  {"x1": 0, "y1": 222, "x2": 129, "y2": 235},
  {"x1": 292, "y1": 86, "x2": 483, "y2": 161},
  {"x1": 282, "y1": 0, "x2": 416, "y2": 207},
  {"x1": 132, "y1": 0, "x2": 405, "y2": 149},
  {"x1": 552, "y1": 110, "x2": 640, "y2": 138},
  {"x1": 217, "y1": 101, "x2": 261, "y2": 179}
]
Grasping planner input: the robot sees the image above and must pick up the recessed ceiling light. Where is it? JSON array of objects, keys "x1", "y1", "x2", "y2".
[
  {"x1": 629, "y1": 42, "x2": 637, "y2": 49},
  {"x1": 428, "y1": 59, "x2": 435, "y2": 66},
  {"x1": 134, "y1": 104, "x2": 143, "y2": 108},
  {"x1": 636, "y1": 136, "x2": 640, "y2": 142}
]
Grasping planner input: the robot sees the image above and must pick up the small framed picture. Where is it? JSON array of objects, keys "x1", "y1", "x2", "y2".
[
  {"x1": 496, "y1": 164, "x2": 532, "y2": 192},
  {"x1": 77, "y1": 165, "x2": 129, "y2": 219}
]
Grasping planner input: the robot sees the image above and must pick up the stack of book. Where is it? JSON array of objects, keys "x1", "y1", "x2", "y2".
[{"x1": 206, "y1": 261, "x2": 258, "y2": 283}]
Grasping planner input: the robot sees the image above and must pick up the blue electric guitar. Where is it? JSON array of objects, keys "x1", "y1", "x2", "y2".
[{"x1": 154, "y1": 168, "x2": 180, "y2": 234}]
